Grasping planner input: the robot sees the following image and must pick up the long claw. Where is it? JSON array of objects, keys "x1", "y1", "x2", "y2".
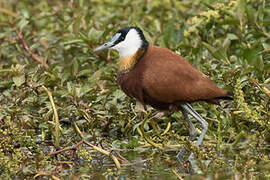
[{"x1": 188, "y1": 153, "x2": 202, "y2": 174}]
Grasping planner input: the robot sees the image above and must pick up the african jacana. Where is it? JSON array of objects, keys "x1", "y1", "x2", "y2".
[{"x1": 94, "y1": 26, "x2": 232, "y2": 163}]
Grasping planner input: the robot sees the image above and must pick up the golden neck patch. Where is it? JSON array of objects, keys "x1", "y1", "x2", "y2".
[
  {"x1": 119, "y1": 55, "x2": 137, "y2": 71},
  {"x1": 118, "y1": 48, "x2": 146, "y2": 73}
]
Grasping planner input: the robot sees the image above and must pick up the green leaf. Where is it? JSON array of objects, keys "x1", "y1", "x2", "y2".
[
  {"x1": 227, "y1": 33, "x2": 238, "y2": 40},
  {"x1": 236, "y1": 0, "x2": 247, "y2": 28},
  {"x1": 257, "y1": 0, "x2": 265, "y2": 24},
  {"x1": 29, "y1": 42, "x2": 40, "y2": 51},
  {"x1": 202, "y1": 42, "x2": 228, "y2": 62},
  {"x1": 77, "y1": 69, "x2": 92, "y2": 77},
  {"x1": 111, "y1": 89, "x2": 125, "y2": 106},
  {"x1": 73, "y1": 15, "x2": 82, "y2": 35},
  {"x1": 63, "y1": 38, "x2": 84, "y2": 46},
  {"x1": 88, "y1": 28, "x2": 104, "y2": 41},
  {"x1": 246, "y1": 5, "x2": 255, "y2": 24},
  {"x1": 72, "y1": 59, "x2": 79, "y2": 76},
  {"x1": 17, "y1": 18, "x2": 29, "y2": 30},
  {"x1": 222, "y1": 38, "x2": 231, "y2": 52},
  {"x1": 163, "y1": 18, "x2": 175, "y2": 48},
  {"x1": 13, "y1": 75, "x2": 25, "y2": 87},
  {"x1": 21, "y1": 8, "x2": 31, "y2": 18},
  {"x1": 243, "y1": 47, "x2": 261, "y2": 65},
  {"x1": 88, "y1": 68, "x2": 103, "y2": 84},
  {"x1": 67, "y1": 81, "x2": 75, "y2": 94},
  {"x1": 78, "y1": 84, "x2": 92, "y2": 98}
]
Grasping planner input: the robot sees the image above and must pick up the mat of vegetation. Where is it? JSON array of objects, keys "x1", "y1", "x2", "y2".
[{"x1": 0, "y1": 0, "x2": 269, "y2": 179}]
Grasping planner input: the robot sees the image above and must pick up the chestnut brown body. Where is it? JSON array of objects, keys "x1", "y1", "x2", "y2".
[{"x1": 117, "y1": 45, "x2": 231, "y2": 111}]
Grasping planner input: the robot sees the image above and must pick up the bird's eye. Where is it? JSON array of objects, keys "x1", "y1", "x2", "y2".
[{"x1": 120, "y1": 36, "x2": 125, "y2": 41}]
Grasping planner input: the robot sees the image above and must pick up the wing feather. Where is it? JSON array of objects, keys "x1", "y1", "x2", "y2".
[{"x1": 141, "y1": 46, "x2": 227, "y2": 103}]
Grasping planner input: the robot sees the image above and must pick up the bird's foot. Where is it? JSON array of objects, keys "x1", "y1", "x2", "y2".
[
  {"x1": 188, "y1": 153, "x2": 202, "y2": 174},
  {"x1": 177, "y1": 150, "x2": 203, "y2": 174}
]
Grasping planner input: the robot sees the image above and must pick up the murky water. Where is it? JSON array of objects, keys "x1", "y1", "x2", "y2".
[{"x1": 83, "y1": 148, "x2": 270, "y2": 180}]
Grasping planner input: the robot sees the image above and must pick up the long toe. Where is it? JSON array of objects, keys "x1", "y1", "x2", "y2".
[{"x1": 188, "y1": 153, "x2": 202, "y2": 174}]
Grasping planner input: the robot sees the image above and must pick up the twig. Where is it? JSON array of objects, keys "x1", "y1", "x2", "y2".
[
  {"x1": 34, "y1": 172, "x2": 61, "y2": 180},
  {"x1": 106, "y1": 49, "x2": 111, "y2": 62},
  {"x1": 232, "y1": 131, "x2": 245, "y2": 147},
  {"x1": 83, "y1": 141, "x2": 122, "y2": 170},
  {"x1": 109, "y1": 150, "x2": 129, "y2": 163},
  {"x1": 16, "y1": 29, "x2": 49, "y2": 69},
  {"x1": 251, "y1": 78, "x2": 270, "y2": 97},
  {"x1": 49, "y1": 140, "x2": 123, "y2": 170},
  {"x1": 171, "y1": 168, "x2": 184, "y2": 180},
  {"x1": 42, "y1": 86, "x2": 60, "y2": 148},
  {"x1": 161, "y1": 121, "x2": 171, "y2": 136},
  {"x1": 0, "y1": 8, "x2": 18, "y2": 18},
  {"x1": 48, "y1": 141, "x2": 84, "y2": 156},
  {"x1": 138, "y1": 115, "x2": 163, "y2": 149},
  {"x1": 70, "y1": 115, "x2": 84, "y2": 139}
]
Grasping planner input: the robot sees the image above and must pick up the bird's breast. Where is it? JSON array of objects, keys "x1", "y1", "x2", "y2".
[
  {"x1": 117, "y1": 70, "x2": 144, "y2": 103},
  {"x1": 117, "y1": 69, "x2": 179, "y2": 111}
]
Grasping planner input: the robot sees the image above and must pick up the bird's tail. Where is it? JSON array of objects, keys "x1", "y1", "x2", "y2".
[
  {"x1": 207, "y1": 91, "x2": 233, "y2": 104},
  {"x1": 218, "y1": 91, "x2": 234, "y2": 100}
]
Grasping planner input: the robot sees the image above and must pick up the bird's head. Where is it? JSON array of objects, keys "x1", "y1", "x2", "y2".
[{"x1": 94, "y1": 26, "x2": 148, "y2": 58}]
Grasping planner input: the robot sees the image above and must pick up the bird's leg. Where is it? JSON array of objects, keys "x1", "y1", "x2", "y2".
[
  {"x1": 176, "y1": 103, "x2": 208, "y2": 169},
  {"x1": 176, "y1": 107, "x2": 198, "y2": 162},
  {"x1": 180, "y1": 107, "x2": 198, "y2": 141},
  {"x1": 183, "y1": 103, "x2": 208, "y2": 147}
]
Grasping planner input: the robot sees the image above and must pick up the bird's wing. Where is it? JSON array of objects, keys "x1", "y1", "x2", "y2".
[{"x1": 141, "y1": 46, "x2": 227, "y2": 103}]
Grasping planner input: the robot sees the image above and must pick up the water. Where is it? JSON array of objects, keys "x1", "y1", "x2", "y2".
[{"x1": 80, "y1": 148, "x2": 270, "y2": 179}]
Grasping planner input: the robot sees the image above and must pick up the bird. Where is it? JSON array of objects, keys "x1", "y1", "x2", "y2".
[{"x1": 94, "y1": 26, "x2": 232, "y2": 163}]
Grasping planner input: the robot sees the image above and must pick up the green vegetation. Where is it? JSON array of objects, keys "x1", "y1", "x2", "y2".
[{"x1": 0, "y1": 0, "x2": 269, "y2": 179}]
